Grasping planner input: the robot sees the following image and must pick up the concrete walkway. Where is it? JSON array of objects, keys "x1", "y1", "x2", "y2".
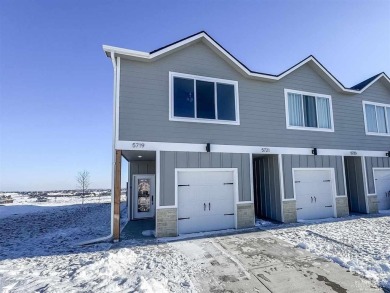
[{"x1": 170, "y1": 230, "x2": 381, "y2": 292}]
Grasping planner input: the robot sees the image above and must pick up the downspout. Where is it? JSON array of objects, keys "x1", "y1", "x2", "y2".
[{"x1": 79, "y1": 51, "x2": 117, "y2": 245}]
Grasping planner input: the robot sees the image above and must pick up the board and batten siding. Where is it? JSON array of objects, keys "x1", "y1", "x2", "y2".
[
  {"x1": 282, "y1": 155, "x2": 345, "y2": 199},
  {"x1": 118, "y1": 41, "x2": 390, "y2": 151},
  {"x1": 253, "y1": 155, "x2": 282, "y2": 222},
  {"x1": 159, "y1": 151, "x2": 250, "y2": 206},
  {"x1": 365, "y1": 157, "x2": 390, "y2": 194},
  {"x1": 344, "y1": 156, "x2": 367, "y2": 213}
]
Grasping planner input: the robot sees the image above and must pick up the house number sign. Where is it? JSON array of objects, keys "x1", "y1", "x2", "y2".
[
  {"x1": 350, "y1": 151, "x2": 358, "y2": 156},
  {"x1": 132, "y1": 143, "x2": 145, "y2": 149},
  {"x1": 261, "y1": 148, "x2": 271, "y2": 153}
]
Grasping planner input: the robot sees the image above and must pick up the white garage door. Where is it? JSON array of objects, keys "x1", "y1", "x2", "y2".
[
  {"x1": 374, "y1": 169, "x2": 390, "y2": 210},
  {"x1": 294, "y1": 169, "x2": 335, "y2": 220},
  {"x1": 177, "y1": 169, "x2": 235, "y2": 234}
]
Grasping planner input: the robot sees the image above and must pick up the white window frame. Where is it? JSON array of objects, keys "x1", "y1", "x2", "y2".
[
  {"x1": 284, "y1": 89, "x2": 334, "y2": 132},
  {"x1": 169, "y1": 72, "x2": 240, "y2": 125},
  {"x1": 362, "y1": 100, "x2": 390, "y2": 137}
]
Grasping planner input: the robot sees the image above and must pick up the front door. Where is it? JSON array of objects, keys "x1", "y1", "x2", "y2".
[{"x1": 133, "y1": 175, "x2": 156, "y2": 219}]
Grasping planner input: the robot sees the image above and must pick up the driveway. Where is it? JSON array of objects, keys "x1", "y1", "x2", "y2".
[{"x1": 170, "y1": 230, "x2": 381, "y2": 292}]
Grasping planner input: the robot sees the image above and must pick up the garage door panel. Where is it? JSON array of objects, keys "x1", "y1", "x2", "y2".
[
  {"x1": 295, "y1": 170, "x2": 331, "y2": 182},
  {"x1": 179, "y1": 171, "x2": 232, "y2": 186},
  {"x1": 178, "y1": 200, "x2": 207, "y2": 218},
  {"x1": 294, "y1": 169, "x2": 335, "y2": 221},
  {"x1": 374, "y1": 170, "x2": 390, "y2": 210},
  {"x1": 178, "y1": 169, "x2": 236, "y2": 235}
]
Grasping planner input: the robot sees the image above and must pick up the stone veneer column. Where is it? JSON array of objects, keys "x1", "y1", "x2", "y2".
[
  {"x1": 282, "y1": 200, "x2": 297, "y2": 223},
  {"x1": 155, "y1": 208, "x2": 177, "y2": 237},
  {"x1": 367, "y1": 196, "x2": 379, "y2": 213},
  {"x1": 335, "y1": 197, "x2": 349, "y2": 217},
  {"x1": 237, "y1": 203, "x2": 255, "y2": 229}
]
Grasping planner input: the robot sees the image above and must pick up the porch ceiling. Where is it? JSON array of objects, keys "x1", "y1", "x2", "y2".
[{"x1": 122, "y1": 150, "x2": 156, "y2": 162}]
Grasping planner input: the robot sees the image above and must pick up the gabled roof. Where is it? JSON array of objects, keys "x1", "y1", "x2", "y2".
[
  {"x1": 350, "y1": 73, "x2": 389, "y2": 91},
  {"x1": 103, "y1": 31, "x2": 390, "y2": 94}
]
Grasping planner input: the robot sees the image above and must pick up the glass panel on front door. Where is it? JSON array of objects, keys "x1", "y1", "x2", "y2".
[{"x1": 137, "y1": 179, "x2": 151, "y2": 212}]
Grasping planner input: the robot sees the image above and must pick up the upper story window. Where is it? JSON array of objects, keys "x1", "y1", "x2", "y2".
[
  {"x1": 169, "y1": 72, "x2": 240, "y2": 125},
  {"x1": 284, "y1": 89, "x2": 334, "y2": 132},
  {"x1": 363, "y1": 101, "x2": 390, "y2": 136}
]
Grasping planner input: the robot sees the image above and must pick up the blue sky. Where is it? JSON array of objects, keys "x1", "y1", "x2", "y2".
[{"x1": 0, "y1": 0, "x2": 389, "y2": 191}]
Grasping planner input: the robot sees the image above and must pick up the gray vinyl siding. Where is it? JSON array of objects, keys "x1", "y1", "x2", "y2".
[
  {"x1": 282, "y1": 155, "x2": 345, "y2": 199},
  {"x1": 365, "y1": 157, "x2": 390, "y2": 194},
  {"x1": 253, "y1": 155, "x2": 282, "y2": 222},
  {"x1": 160, "y1": 151, "x2": 250, "y2": 206},
  {"x1": 344, "y1": 157, "x2": 367, "y2": 213},
  {"x1": 119, "y1": 41, "x2": 390, "y2": 150}
]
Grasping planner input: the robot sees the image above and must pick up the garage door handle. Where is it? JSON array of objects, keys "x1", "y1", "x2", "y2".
[
  {"x1": 314, "y1": 196, "x2": 317, "y2": 202},
  {"x1": 325, "y1": 205, "x2": 333, "y2": 208},
  {"x1": 323, "y1": 180, "x2": 331, "y2": 182},
  {"x1": 204, "y1": 203, "x2": 206, "y2": 211},
  {"x1": 311, "y1": 196, "x2": 313, "y2": 203},
  {"x1": 224, "y1": 213, "x2": 234, "y2": 216},
  {"x1": 224, "y1": 182, "x2": 234, "y2": 185},
  {"x1": 296, "y1": 208, "x2": 303, "y2": 210},
  {"x1": 178, "y1": 184, "x2": 190, "y2": 187},
  {"x1": 178, "y1": 217, "x2": 190, "y2": 220},
  {"x1": 209, "y1": 202, "x2": 211, "y2": 211}
]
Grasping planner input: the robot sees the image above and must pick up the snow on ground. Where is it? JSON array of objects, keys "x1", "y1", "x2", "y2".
[
  {"x1": 261, "y1": 215, "x2": 390, "y2": 290},
  {"x1": 0, "y1": 198, "x2": 199, "y2": 292},
  {"x1": 0, "y1": 193, "x2": 125, "y2": 219}
]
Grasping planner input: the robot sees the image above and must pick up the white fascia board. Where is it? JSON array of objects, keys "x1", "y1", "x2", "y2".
[
  {"x1": 103, "y1": 45, "x2": 150, "y2": 59},
  {"x1": 115, "y1": 140, "x2": 388, "y2": 157},
  {"x1": 103, "y1": 33, "x2": 388, "y2": 94}
]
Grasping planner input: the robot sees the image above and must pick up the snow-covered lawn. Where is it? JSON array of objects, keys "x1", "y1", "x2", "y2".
[
  {"x1": 0, "y1": 195, "x2": 388, "y2": 292},
  {"x1": 262, "y1": 213, "x2": 390, "y2": 290},
  {"x1": 0, "y1": 198, "x2": 198, "y2": 292}
]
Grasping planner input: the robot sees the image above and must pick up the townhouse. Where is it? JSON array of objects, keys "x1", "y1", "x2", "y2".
[{"x1": 103, "y1": 32, "x2": 390, "y2": 239}]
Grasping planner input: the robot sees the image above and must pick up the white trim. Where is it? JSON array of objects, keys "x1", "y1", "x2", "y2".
[
  {"x1": 372, "y1": 167, "x2": 390, "y2": 196},
  {"x1": 169, "y1": 72, "x2": 240, "y2": 125},
  {"x1": 249, "y1": 153, "x2": 254, "y2": 203},
  {"x1": 175, "y1": 168, "x2": 239, "y2": 231},
  {"x1": 361, "y1": 156, "x2": 370, "y2": 213},
  {"x1": 341, "y1": 156, "x2": 348, "y2": 199},
  {"x1": 115, "y1": 140, "x2": 389, "y2": 158},
  {"x1": 284, "y1": 89, "x2": 334, "y2": 132},
  {"x1": 156, "y1": 205, "x2": 177, "y2": 210},
  {"x1": 128, "y1": 162, "x2": 131, "y2": 221},
  {"x1": 362, "y1": 100, "x2": 390, "y2": 136},
  {"x1": 115, "y1": 57, "x2": 121, "y2": 142},
  {"x1": 278, "y1": 154, "x2": 286, "y2": 221},
  {"x1": 292, "y1": 168, "x2": 338, "y2": 218},
  {"x1": 155, "y1": 151, "x2": 161, "y2": 208},
  {"x1": 109, "y1": 53, "x2": 117, "y2": 240},
  {"x1": 282, "y1": 198, "x2": 296, "y2": 202},
  {"x1": 102, "y1": 32, "x2": 389, "y2": 94},
  {"x1": 236, "y1": 201, "x2": 253, "y2": 204}
]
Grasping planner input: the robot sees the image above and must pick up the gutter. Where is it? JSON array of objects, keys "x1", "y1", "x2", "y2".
[{"x1": 79, "y1": 51, "x2": 118, "y2": 246}]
